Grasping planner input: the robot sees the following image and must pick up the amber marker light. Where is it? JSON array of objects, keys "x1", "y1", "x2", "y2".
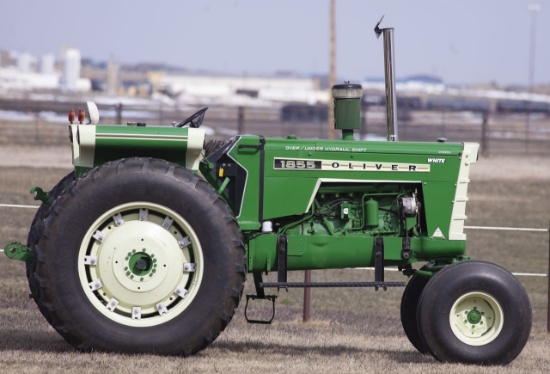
[
  {"x1": 78, "y1": 109, "x2": 86, "y2": 124},
  {"x1": 68, "y1": 109, "x2": 75, "y2": 124}
]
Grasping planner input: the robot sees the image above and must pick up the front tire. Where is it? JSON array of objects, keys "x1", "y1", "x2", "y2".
[
  {"x1": 417, "y1": 260, "x2": 531, "y2": 365},
  {"x1": 400, "y1": 275, "x2": 429, "y2": 354},
  {"x1": 30, "y1": 158, "x2": 246, "y2": 355}
]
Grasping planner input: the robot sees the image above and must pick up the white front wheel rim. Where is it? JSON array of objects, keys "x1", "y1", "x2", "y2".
[{"x1": 449, "y1": 292, "x2": 504, "y2": 346}]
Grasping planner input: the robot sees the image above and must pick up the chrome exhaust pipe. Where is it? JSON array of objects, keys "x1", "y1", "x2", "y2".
[{"x1": 375, "y1": 17, "x2": 398, "y2": 141}]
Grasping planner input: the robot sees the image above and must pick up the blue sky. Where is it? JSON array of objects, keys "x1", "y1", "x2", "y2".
[{"x1": 1, "y1": 0, "x2": 548, "y2": 85}]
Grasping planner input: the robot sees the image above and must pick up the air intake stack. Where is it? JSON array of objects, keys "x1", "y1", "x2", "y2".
[{"x1": 331, "y1": 82, "x2": 362, "y2": 140}]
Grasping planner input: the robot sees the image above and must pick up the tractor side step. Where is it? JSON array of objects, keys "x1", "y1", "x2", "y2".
[
  {"x1": 259, "y1": 281, "x2": 406, "y2": 289},
  {"x1": 244, "y1": 294, "x2": 277, "y2": 324}
]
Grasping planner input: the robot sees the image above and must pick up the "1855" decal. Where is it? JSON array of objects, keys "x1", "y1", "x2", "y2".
[{"x1": 274, "y1": 159, "x2": 322, "y2": 169}]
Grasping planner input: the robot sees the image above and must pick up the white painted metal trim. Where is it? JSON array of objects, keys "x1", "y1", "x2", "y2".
[
  {"x1": 185, "y1": 128, "x2": 205, "y2": 171},
  {"x1": 75, "y1": 125, "x2": 97, "y2": 168},
  {"x1": 448, "y1": 143, "x2": 479, "y2": 241}
]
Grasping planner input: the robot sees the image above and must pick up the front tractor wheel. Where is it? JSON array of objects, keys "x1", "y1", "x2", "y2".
[
  {"x1": 417, "y1": 261, "x2": 531, "y2": 365},
  {"x1": 29, "y1": 158, "x2": 246, "y2": 355},
  {"x1": 400, "y1": 275, "x2": 429, "y2": 354}
]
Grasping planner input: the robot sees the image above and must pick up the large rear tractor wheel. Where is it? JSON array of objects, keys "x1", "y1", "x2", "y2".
[
  {"x1": 29, "y1": 158, "x2": 246, "y2": 355},
  {"x1": 400, "y1": 275, "x2": 429, "y2": 354},
  {"x1": 417, "y1": 260, "x2": 531, "y2": 365},
  {"x1": 26, "y1": 172, "x2": 75, "y2": 320}
]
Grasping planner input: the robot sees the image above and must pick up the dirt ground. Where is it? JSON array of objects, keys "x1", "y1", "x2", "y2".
[{"x1": 0, "y1": 145, "x2": 72, "y2": 169}]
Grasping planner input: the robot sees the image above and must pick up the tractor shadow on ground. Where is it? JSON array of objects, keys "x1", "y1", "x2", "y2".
[
  {"x1": 212, "y1": 340, "x2": 362, "y2": 356},
  {"x1": 0, "y1": 326, "x2": 434, "y2": 365},
  {"x1": 0, "y1": 328, "x2": 73, "y2": 353},
  {"x1": 211, "y1": 340, "x2": 433, "y2": 364}
]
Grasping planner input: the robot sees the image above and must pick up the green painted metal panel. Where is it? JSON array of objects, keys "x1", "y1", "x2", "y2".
[
  {"x1": 228, "y1": 136, "x2": 262, "y2": 230},
  {"x1": 247, "y1": 232, "x2": 465, "y2": 272},
  {"x1": 261, "y1": 138, "x2": 462, "y2": 220},
  {"x1": 263, "y1": 177, "x2": 319, "y2": 218},
  {"x1": 93, "y1": 125, "x2": 190, "y2": 166},
  {"x1": 418, "y1": 237, "x2": 466, "y2": 258},
  {"x1": 247, "y1": 234, "x2": 277, "y2": 272},
  {"x1": 421, "y1": 181, "x2": 456, "y2": 240}
]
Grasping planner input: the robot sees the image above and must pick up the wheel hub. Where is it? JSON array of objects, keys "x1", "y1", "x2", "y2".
[
  {"x1": 134, "y1": 257, "x2": 150, "y2": 271},
  {"x1": 466, "y1": 308, "x2": 482, "y2": 325},
  {"x1": 127, "y1": 250, "x2": 157, "y2": 278},
  {"x1": 450, "y1": 292, "x2": 503, "y2": 346}
]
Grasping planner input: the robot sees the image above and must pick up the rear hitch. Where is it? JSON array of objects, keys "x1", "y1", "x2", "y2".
[
  {"x1": 31, "y1": 186, "x2": 50, "y2": 205},
  {"x1": 4, "y1": 242, "x2": 32, "y2": 263}
]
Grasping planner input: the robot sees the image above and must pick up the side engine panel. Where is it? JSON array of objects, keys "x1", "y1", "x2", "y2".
[{"x1": 204, "y1": 135, "x2": 478, "y2": 271}]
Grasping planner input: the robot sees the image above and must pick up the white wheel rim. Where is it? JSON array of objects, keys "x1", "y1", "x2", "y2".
[
  {"x1": 78, "y1": 202, "x2": 204, "y2": 327},
  {"x1": 449, "y1": 292, "x2": 504, "y2": 346}
]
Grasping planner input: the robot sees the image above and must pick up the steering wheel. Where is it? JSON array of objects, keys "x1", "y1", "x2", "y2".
[{"x1": 176, "y1": 107, "x2": 209, "y2": 128}]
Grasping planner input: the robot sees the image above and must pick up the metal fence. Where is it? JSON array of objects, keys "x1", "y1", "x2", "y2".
[{"x1": 1, "y1": 101, "x2": 549, "y2": 156}]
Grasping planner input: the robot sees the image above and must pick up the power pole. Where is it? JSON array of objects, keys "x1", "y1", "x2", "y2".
[
  {"x1": 328, "y1": 0, "x2": 336, "y2": 140},
  {"x1": 305, "y1": 0, "x2": 337, "y2": 323},
  {"x1": 526, "y1": 3, "x2": 541, "y2": 151}
]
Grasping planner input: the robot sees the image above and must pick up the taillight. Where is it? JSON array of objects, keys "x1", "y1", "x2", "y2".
[{"x1": 78, "y1": 109, "x2": 86, "y2": 124}]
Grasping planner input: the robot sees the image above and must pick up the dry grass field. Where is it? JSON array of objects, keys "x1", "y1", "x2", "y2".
[{"x1": 0, "y1": 136, "x2": 549, "y2": 372}]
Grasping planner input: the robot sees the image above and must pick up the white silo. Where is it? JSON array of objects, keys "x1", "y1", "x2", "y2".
[
  {"x1": 63, "y1": 48, "x2": 81, "y2": 91},
  {"x1": 17, "y1": 52, "x2": 32, "y2": 73},
  {"x1": 41, "y1": 54, "x2": 55, "y2": 75}
]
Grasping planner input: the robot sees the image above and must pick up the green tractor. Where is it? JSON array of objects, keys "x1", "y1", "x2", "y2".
[{"x1": 4, "y1": 24, "x2": 530, "y2": 365}]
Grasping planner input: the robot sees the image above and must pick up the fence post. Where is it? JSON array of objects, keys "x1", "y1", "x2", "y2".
[
  {"x1": 116, "y1": 103, "x2": 123, "y2": 125},
  {"x1": 303, "y1": 270, "x2": 311, "y2": 322},
  {"x1": 547, "y1": 220, "x2": 549, "y2": 333},
  {"x1": 361, "y1": 107, "x2": 368, "y2": 141},
  {"x1": 34, "y1": 112, "x2": 40, "y2": 144},
  {"x1": 158, "y1": 103, "x2": 164, "y2": 126},
  {"x1": 481, "y1": 110, "x2": 489, "y2": 156},
  {"x1": 238, "y1": 106, "x2": 245, "y2": 134}
]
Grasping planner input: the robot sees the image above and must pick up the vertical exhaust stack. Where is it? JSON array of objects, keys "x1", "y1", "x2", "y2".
[
  {"x1": 331, "y1": 82, "x2": 363, "y2": 140},
  {"x1": 375, "y1": 17, "x2": 398, "y2": 141}
]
